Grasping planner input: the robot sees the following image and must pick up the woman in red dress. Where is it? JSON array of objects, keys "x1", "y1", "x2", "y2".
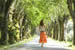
[{"x1": 39, "y1": 19, "x2": 47, "y2": 47}]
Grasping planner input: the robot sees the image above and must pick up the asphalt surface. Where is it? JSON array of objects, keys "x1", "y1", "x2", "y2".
[{"x1": 7, "y1": 36, "x2": 72, "y2": 50}]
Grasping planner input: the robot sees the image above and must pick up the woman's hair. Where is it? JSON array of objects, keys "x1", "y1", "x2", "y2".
[{"x1": 40, "y1": 19, "x2": 44, "y2": 26}]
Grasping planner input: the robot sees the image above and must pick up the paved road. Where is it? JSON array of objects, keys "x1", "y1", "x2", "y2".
[{"x1": 7, "y1": 36, "x2": 72, "y2": 50}]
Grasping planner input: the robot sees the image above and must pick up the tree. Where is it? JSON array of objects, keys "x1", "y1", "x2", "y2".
[
  {"x1": 67, "y1": 0, "x2": 75, "y2": 45},
  {"x1": 0, "y1": 0, "x2": 14, "y2": 45}
]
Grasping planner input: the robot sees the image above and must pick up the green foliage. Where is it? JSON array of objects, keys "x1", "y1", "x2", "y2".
[{"x1": 0, "y1": 0, "x2": 71, "y2": 45}]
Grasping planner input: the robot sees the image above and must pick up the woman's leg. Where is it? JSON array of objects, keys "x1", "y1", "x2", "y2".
[{"x1": 41, "y1": 43, "x2": 44, "y2": 47}]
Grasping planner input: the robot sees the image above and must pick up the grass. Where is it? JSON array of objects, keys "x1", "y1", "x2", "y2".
[
  {"x1": 57, "y1": 40, "x2": 72, "y2": 47},
  {"x1": 72, "y1": 46, "x2": 75, "y2": 50},
  {"x1": 0, "y1": 35, "x2": 37, "y2": 50},
  {"x1": 65, "y1": 41, "x2": 75, "y2": 50},
  {"x1": 48, "y1": 37, "x2": 73, "y2": 49}
]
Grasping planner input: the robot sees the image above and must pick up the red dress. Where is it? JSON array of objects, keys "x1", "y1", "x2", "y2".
[{"x1": 39, "y1": 26, "x2": 47, "y2": 43}]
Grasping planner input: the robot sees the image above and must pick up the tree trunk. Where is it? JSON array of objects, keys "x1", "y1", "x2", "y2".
[
  {"x1": 59, "y1": 22, "x2": 61, "y2": 41},
  {"x1": 21, "y1": 16, "x2": 26, "y2": 40},
  {"x1": 20, "y1": 16, "x2": 25, "y2": 40},
  {"x1": 59, "y1": 22, "x2": 64, "y2": 41},
  {"x1": 67, "y1": 0, "x2": 75, "y2": 45},
  {"x1": 55, "y1": 23, "x2": 58, "y2": 40},
  {"x1": 0, "y1": 0, "x2": 14, "y2": 45},
  {"x1": 8, "y1": 0, "x2": 17, "y2": 44},
  {"x1": 73, "y1": 19, "x2": 75, "y2": 45},
  {"x1": 53, "y1": 23, "x2": 55, "y2": 39},
  {"x1": 61, "y1": 22, "x2": 64, "y2": 41},
  {"x1": 47, "y1": 23, "x2": 51, "y2": 37}
]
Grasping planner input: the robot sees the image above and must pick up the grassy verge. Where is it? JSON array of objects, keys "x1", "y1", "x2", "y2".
[
  {"x1": 48, "y1": 37, "x2": 72, "y2": 49},
  {"x1": 0, "y1": 35, "x2": 37, "y2": 50},
  {"x1": 72, "y1": 46, "x2": 75, "y2": 50}
]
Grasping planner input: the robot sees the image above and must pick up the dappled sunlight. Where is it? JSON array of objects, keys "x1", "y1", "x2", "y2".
[{"x1": 0, "y1": 0, "x2": 75, "y2": 50}]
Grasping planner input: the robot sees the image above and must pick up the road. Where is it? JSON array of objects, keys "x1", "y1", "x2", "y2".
[{"x1": 7, "y1": 36, "x2": 72, "y2": 50}]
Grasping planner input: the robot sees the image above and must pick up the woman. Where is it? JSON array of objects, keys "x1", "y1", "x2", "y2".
[{"x1": 39, "y1": 19, "x2": 47, "y2": 47}]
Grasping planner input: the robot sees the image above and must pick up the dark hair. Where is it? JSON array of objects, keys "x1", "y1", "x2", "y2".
[{"x1": 40, "y1": 19, "x2": 44, "y2": 26}]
